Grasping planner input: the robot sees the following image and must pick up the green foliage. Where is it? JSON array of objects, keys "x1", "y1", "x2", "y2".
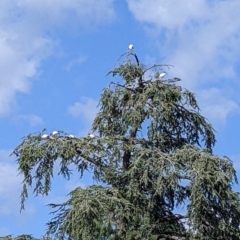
[
  {"x1": 0, "y1": 235, "x2": 54, "y2": 240},
  {"x1": 9, "y1": 52, "x2": 240, "y2": 239}
]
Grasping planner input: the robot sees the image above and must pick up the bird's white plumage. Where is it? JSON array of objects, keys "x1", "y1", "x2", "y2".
[
  {"x1": 159, "y1": 73, "x2": 166, "y2": 79},
  {"x1": 88, "y1": 133, "x2": 95, "y2": 138},
  {"x1": 128, "y1": 44, "x2": 134, "y2": 50},
  {"x1": 41, "y1": 134, "x2": 48, "y2": 139},
  {"x1": 51, "y1": 131, "x2": 58, "y2": 136}
]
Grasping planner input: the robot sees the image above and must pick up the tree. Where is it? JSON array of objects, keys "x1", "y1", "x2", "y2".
[
  {"x1": 10, "y1": 51, "x2": 240, "y2": 239},
  {"x1": 0, "y1": 235, "x2": 54, "y2": 240}
]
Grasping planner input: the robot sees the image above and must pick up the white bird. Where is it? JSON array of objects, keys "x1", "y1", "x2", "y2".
[
  {"x1": 159, "y1": 72, "x2": 166, "y2": 79},
  {"x1": 128, "y1": 44, "x2": 134, "y2": 50},
  {"x1": 51, "y1": 131, "x2": 58, "y2": 136},
  {"x1": 41, "y1": 134, "x2": 48, "y2": 139},
  {"x1": 88, "y1": 133, "x2": 95, "y2": 138}
]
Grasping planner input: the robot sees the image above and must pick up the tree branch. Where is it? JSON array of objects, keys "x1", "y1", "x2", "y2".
[
  {"x1": 158, "y1": 235, "x2": 186, "y2": 240},
  {"x1": 161, "y1": 214, "x2": 188, "y2": 221}
]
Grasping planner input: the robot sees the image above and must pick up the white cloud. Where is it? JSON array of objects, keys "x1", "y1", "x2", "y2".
[
  {"x1": 17, "y1": 0, "x2": 116, "y2": 28},
  {"x1": 68, "y1": 97, "x2": 98, "y2": 136},
  {"x1": 0, "y1": 0, "x2": 115, "y2": 116},
  {"x1": 0, "y1": 149, "x2": 35, "y2": 227},
  {"x1": 126, "y1": 0, "x2": 206, "y2": 30},
  {"x1": 0, "y1": 227, "x2": 9, "y2": 236},
  {"x1": 65, "y1": 179, "x2": 86, "y2": 192},
  {"x1": 0, "y1": 150, "x2": 20, "y2": 195},
  {"x1": 18, "y1": 114, "x2": 43, "y2": 126},
  {"x1": 44, "y1": 180, "x2": 86, "y2": 205},
  {"x1": 0, "y1": 11, "x2": 53, "y2": 116},
  {"x1": 126, "y1": 0, "x2": 240, "y2": 85},
  {"x1": 0, "y1": 149, "x2": 23, "y2": 215},
  {"x1": 199, "y1": 88, "x2": 240, "y2": 125},
  {"x1": 66, "y1": 55, "x2": 87, "y2": 71},
  {"x1": 126, "y1": 0, "x2": 240, "y2": 122},
  {"x1": 68, "y1": 97, "x2": 98, "y2": 122},
  {"x1": 230, "y1": 154, "x2": 240, "y2": 172}
]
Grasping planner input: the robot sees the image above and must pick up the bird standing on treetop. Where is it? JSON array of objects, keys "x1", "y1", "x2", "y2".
[
  {"x1": 127, "y1": 44, "x2": 139, "y2": 65},
  {"x1": 128, "y1": 44, "x2": 134, "y2": 50}
]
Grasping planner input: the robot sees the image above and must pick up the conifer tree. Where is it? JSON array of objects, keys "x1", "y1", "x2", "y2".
[
  {"x1": 0, "y1": 235, "x2": 53, "y2": 240},
  {"x1": 11, "y1": 51, "x2": 240, "y2": 239}
]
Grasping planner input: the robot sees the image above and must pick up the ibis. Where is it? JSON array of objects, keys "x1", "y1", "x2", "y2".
[
  {"x1": 159, "y1": 72, "x2": 166, "y2": 79},
  {"x1": 51, "y1": 131, "x2": 58, "y2": 136},
  {"x1": 41, "y1": 134, "x2": 48, "y2": 139},
  {"x1": 128, "y1": 44, "x2": 134, "y2": 50},
  {"x1": 88, "y1": 133, "x2": 95, "y2": 138}
]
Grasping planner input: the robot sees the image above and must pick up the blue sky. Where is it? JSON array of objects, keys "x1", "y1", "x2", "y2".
[{"x1": 1, "y1": 0, "x2": 240, "y2": 237}]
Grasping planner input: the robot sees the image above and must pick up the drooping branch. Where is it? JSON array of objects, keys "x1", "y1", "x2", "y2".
[
  {"x1": 157, "y1": 234, "x2": 186, "y2": 240},
  {"x1": 13, "y1": 133, "x2": 118, "y2": 209}
]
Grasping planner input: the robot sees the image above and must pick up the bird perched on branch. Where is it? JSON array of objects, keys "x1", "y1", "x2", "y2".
[
  {"x1": 51, "y1": 131, "x2": 58, "y2": 137},
  {"x1": 155, "y1": 72, "x2": 166, "y2": 79},
  {"x1": 88, "y1": 133, "x2": 95, "y2": 139},
  {"x1": 127, "y1": 44, "x2": 139, "y2": 66},
  {"x1": 159, "y1": 72, "x2": 166, "y2": 79},
  {"x1": 41, "y1": 134, "x2": 48, "y2": 140},
  {"x1": 128, "y1": 44, "x2": 134, "y2": 50}
]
